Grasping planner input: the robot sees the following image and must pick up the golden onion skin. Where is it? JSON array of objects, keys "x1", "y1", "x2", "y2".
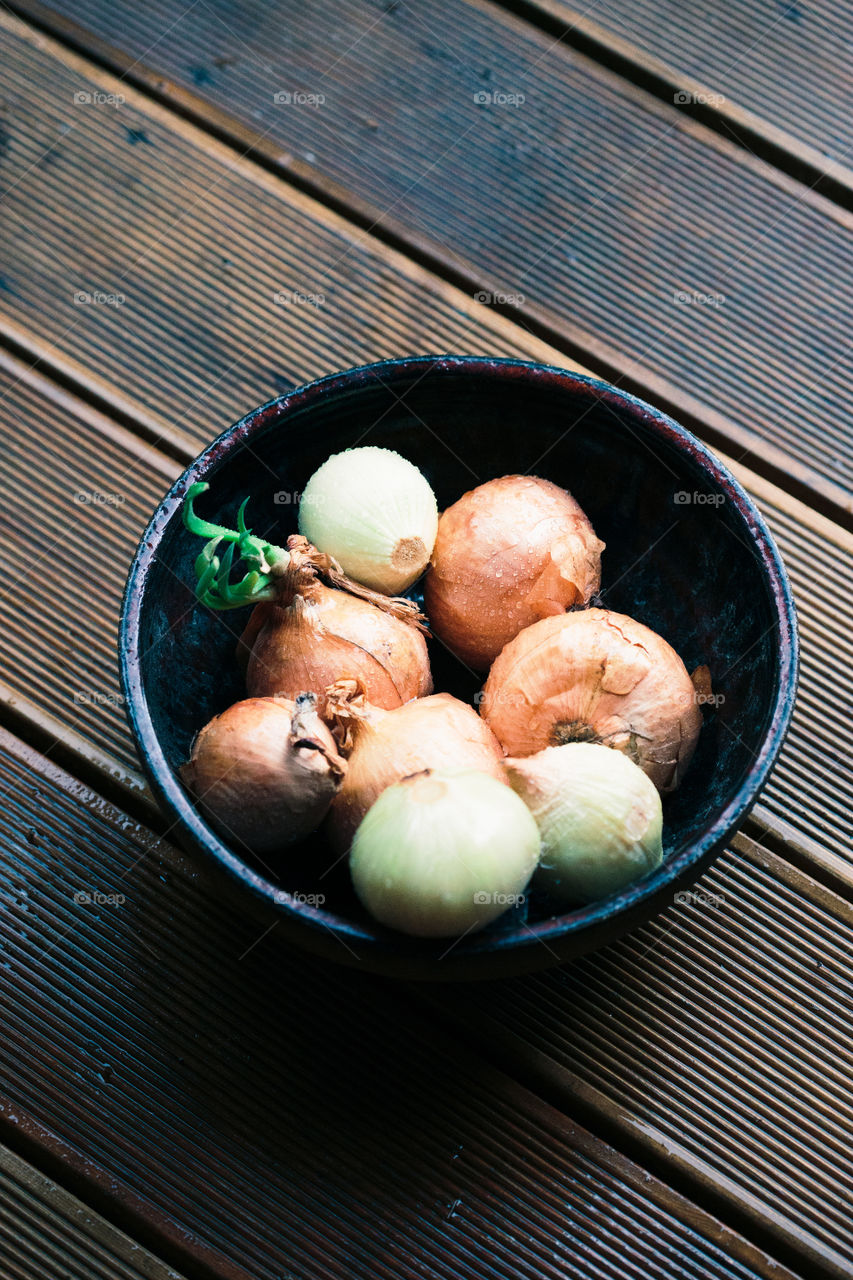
[
  {"x1": 481, "y1": 608, "x2": 702, "y2": 793},
  {"x1": 241, "y1": 583, "x2": 432, "y2": 709},
  {"x1": 424, "y1": 475, "x2": 604, "y2": 670},
  {"x1": 326, "y1": 691, "x2": 505, "y2": 852},
  {"x1": 180, "y1": 695, "x2": 347, "y2": 853}
]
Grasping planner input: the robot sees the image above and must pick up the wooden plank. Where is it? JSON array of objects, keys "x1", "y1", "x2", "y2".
[
  {"x1": 0, "y1": 349, "x2": 847, "y2": 1268},
  {"x1": 0, "y1": 351, "x2": 179, "y2": 800},
  {"x1": 1, "y1": 347, "x2": 850, "y2": 884},
  {"x1": 2, "y1": 3, "x2": 852, "y2": 522},
  {"x1": 0, "y1": 1143, "x2": 184, "y2": 1280},
  {"x1": 425, "y1": 831, "x2": 853, "y2": 1279},
  {"x1": 723, "y1": 464, "x2": 853, "y2": 887},
  {"x1": 0, "y1": 12, "x2": 567, "y2": 459},
  {"x1": 506, "y1": 0, "x2": 853, "y2": 200},
  {"x1": 0, "y1": 728, "x2": 799, "y2": 1280}
]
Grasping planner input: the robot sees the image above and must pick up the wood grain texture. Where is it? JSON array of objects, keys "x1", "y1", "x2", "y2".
[
  {"x1": 1, "y1": 349, "x2": 849, "y2": 880},
  {"x1": 0, "y1": 13, "x2": 565, "y2": 458},
  {"x1": 0, "y1": 352, "x2": 179, "y2": 794},
  {"x1": 0, "y1": 1143, "x2": 184, "y2": 1280},
  {"x1": 426, "y1": 833, "x2": 853, "y2": 1278},
  {"x1": 3, "y1": 1, "x2": 852, "y2": 519},
  {"x1": 0, "y1": 728, "x2": 801, "y2": 1280},
  {"x1": 517, "y1": 0, "x2": 853, "y2": 177}
]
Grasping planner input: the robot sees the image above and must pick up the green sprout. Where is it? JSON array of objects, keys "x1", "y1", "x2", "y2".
[{"x1": 182, "y1": 482, "x2": 291, "y2": 609}]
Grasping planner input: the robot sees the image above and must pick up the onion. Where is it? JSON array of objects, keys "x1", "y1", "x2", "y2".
[
  {"x1": 481, "y1": 608, "x2": 702, "y2": 792},
  {"x1": 182, "y1": 485, "x2": 432, "y2": 708},
  {"x1": 350, "y1": 769, "x2": 541, "y2": 937},
  {"x1": 180, "y1": 693, "x2": 347, "y2": 853},
  {"x1": 505, "y1": 744, "x2": 663, "y2": 903},
  {"x1": 240, "y1": 543, "x2": 431, "y2": 706},
  {"x1": 424, "y1": 475, "x2": 604, "y2": 669},
  {"x1": 324, "y1": 679, "x2": 505, "y2": 850},
  {"x1": 299, "y1": 446, "x2": 438, "y2": 593}
]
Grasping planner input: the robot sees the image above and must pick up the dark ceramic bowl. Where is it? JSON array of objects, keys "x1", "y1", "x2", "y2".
[{"x1": 120, "y1": 356, "x2": 797, "y2": 980}]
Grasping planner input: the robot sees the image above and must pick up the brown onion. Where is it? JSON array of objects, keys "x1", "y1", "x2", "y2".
[
  {"x1": 181, "y1": 693, "x2": 347, "y2": 852},
  {"x1": 239, "y1": 536, "x2": 432, "y2": 708},
  {"x1": 480, "y1": 608, "x2": 703, "y2": 793},
  {"x1": 424, "y1": 475, "x2": 604, "y2": 670},
  {"x1": 324, "y1": 679, "x2": 505, "y2": 850}
]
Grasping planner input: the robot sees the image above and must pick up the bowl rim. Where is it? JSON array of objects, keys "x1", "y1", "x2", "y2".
[{"x1": 119, "y1": 354, "x2": 799, "y2": 964}]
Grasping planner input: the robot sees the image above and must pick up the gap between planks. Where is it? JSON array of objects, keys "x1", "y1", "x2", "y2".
[{"x1": 491, "y1": 0, "x2": 853, "y2": 208}]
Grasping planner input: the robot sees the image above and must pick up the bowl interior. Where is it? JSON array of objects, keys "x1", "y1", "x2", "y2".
[{"x1": 126, "y1": 360, "x2": 793, "y2": 974}]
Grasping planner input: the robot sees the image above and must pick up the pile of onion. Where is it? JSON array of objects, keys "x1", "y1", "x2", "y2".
[
  {"x1": 178, "y1": 459, "x2": 713, "y2": 936},
  {"x1": 481, "y1": 608, "x2": 703, "y2": 793},
  {"x1": 323, "y1": 678, "x2": 505, "y2": 851},
  {"x1": 424, "y1": 475, "x2": 604, "y2": 669},
  {"x1": 181, "y1": 693, "x2": 347, "y2": 853}
]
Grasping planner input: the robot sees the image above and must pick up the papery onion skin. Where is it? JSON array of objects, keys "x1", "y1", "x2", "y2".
[
  {"x1": 180, "y1": 694, "x2": 347, "y2": 853},
  {"x1": 505, "y1": 743, "x2": 663, "y2": 904},
  {"x1": 424, "y1": 475, "x2": 604, "y2": 670},
  {"x1": 350, "y1": 769, "x2": 541, "y2": 937},
  {"x1": 299, "y1": 446, "x2": 438, "y2": 594},
  {"x1": 241, "y1": 571, "x2": 432, "y2": 709},
  {"x1": 324, "y1": 682, "x2": 505, "y2": 851},
  {"x1": 481, "y1": 608, "x2": 702, "y2": 793}
]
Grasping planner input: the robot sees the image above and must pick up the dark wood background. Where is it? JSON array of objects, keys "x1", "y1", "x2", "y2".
[{"x1": 0, "y1": 3, "x2": 851, "y2": 1278}]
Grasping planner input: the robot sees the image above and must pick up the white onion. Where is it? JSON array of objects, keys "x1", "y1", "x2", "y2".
[
  {"x1": 350, "y1": 769, "x2": 541, "y2": 937},
  {"x1": 505, "y1": 743, "x2": 663, "y2": 903},
  {"x1": 299, "y1": 446, "x2": 438, "y2": 593}
]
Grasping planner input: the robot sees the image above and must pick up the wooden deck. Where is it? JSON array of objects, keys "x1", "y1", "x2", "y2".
[{"x1": 0, "y1": 3, "x2": 850, "y2": 1278}]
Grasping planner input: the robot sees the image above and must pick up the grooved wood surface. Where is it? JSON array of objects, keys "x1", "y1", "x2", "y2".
[
  {"x1": 5, "y1": 0, "x2": 853, "y2": 509},
  {"x1": 431, "y1": 839, "x2": 853, "y2": 1277},
  {"x1": 0, "y1": 356, "x2": 179, "y2": 784},
  {"x1": 1, "y1": 352, "x2": 848, "y2": 877},
  {"x1": 0, "y1": 4, "x2": 849, "y2": 1275},
  {"x1": 0, "y1": 1144, "x2": 184, "y2": 1280},
  {"x1": 0, "y1": 14, "x2": 560, "y2": 452},
  {"x1": 0, "y1": 730, "x2": 798, "y2": 1280},
  {"x1": 534, "y1": 0, "x2": 853, "y2": 168}
]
